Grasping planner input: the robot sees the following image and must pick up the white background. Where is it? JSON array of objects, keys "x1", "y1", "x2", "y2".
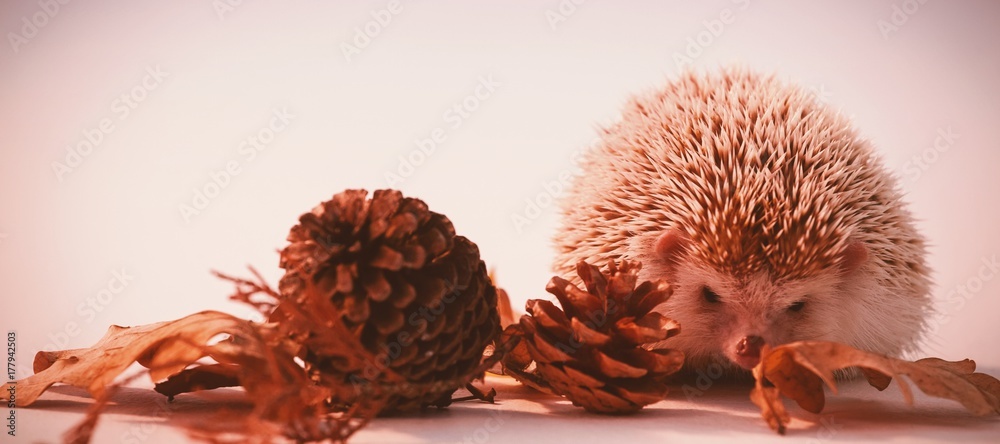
[{"x1": 1, "y1": 1, "x2": 999, "y2": 442}]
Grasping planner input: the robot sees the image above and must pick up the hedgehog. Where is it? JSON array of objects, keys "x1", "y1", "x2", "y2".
[{"x1": 553, "y1": 68, "x2": 931, "y2": 374}]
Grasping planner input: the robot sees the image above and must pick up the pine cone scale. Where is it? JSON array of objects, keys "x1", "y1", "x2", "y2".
[
  {"x1": 413, "y1": 277, "x2": 447, "y2": 307},
  {"x1": 523, "y1": 330, "x2": 575, "y2": 363},
  {"x1": 613, "y1": 379, "x2": 669, "y2": 405},
  {"x1": 614, "y1": 315, "x2": 673, "y2": 344},
  {"x1": 385, "y1": 213, "x2": 419, "y2": 240},
  {"x1": 370, "y1": 302, "x2": 405, "y2": 334},
  {"x1": 336, "y1": 263, "x2": 355, "y2": 293},
  {"x1": 629, "y1": 282, "x2": 671, "y2": 314},
  {"x1": 387, "y1": 276, "x2": 416, "y2": 308},
  {"x1": 419, "y1": 229, "x2": 449, "y2": 256},
  {"x1": 593, "y1": 351, "x2": 648, "y2": 378},
  {"x1": 621, "y1": 348, "x2": 685, "y2": 374},
  {"x1": 560, "y1": 365, "x2": 605, "y2": 388},
  {"x1": 525, "y1": 300, "x2": 571, "y2": 330},
  {"x1": 370, "y1": 246, "x2": 404, "y2": 270},
  {"x1": 569, "y1": 318, "x2": 612, "y2": 347},
  {"x1": 545, "y1": 277, "x2": 602, "y2": 320},
  {"x1": 342, "y1": 293, "x2": 369, "y2": 323}
]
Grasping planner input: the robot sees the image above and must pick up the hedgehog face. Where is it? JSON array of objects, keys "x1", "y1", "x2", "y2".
[
  {"x1": 658, "y1": 263, "x2": 848, "y2": 370},
  {"x1": 646, "y1": 231, "x2": 867, "y2": 371}
]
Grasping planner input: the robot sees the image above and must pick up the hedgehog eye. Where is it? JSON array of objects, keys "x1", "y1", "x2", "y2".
[
  {"x1": 788, "y1": 301, "x2": 806, "y2": 312},
  {"x1": 701, "y1": 286, "x2": 721, "y2": 304}
]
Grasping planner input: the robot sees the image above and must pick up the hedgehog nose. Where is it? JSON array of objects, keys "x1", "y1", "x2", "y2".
[{"x1": 735, "y1": 335, "x2": 766, "y2": 358}]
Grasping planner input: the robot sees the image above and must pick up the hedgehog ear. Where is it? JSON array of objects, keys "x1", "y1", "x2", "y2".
[
  {"x1": 654, "y1": 230, "x2": 689, "y2": 271},
  {"x1": 838, "y1": 241, "x2": 868, "y2": 273}
]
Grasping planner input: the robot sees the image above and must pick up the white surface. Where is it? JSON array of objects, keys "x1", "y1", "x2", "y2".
[
  {"x1": 2, "y1": 0, "x2": 1000, "y2": 442},
  {"x1": 11, "y1": 373, "x2": 1000, "y2": 443}
]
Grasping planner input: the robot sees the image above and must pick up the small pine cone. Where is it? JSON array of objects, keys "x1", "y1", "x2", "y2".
[
  {"x1": 512, "y1": 260, "x2": 684, "y2": 413},
  {"x1": 274, "y1": 189, "x2": 501, "y2": 412}
]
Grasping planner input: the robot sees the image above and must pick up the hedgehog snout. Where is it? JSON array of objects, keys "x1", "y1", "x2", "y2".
[{"x1": 732, "y1": 335, "x2": 766, "y2": 369}]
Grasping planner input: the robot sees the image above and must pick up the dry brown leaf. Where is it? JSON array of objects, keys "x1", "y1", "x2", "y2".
[
  {"x1": 485, "y1": 272, "x2": 525, "y2": 377},
  {"x1": 489, "y1": 269, "x2": 520, "y2": 330},
  {"x1": 496, "y1": 286, "x2": 518, "y2": 329},
  {"x1": 0, "y1": 303, "x2": 375, "y2": 443},
  {"x1": 0, "y1": 310, "x2": 320, "y2": 443},
  {"x1": 154, "y1": 363, "x2": 241, "y2": 399},
  {"x1": 750, "y1": 357, "x2": 791, "y2": 435},
  {"x1": 751, "y1": 340, "x2": 1000, "y2": 434},
  {"x1": 1, "y1": 311, "x2": 259, "y2": 407}
]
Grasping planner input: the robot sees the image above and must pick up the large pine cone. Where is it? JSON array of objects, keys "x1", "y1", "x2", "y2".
[
  {"x1": 505, "y1": 260, "x2": 684, "y2": 413},
  {"x1": 274, "y1": 189, "x2": 501, "y2": 412}
]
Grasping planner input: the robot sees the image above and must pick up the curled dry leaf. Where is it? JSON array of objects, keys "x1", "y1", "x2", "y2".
[
  {"x1": 495, "y1": 283, "x2": 519, "y2": 329},
  {"x1": 0, "y1": 311, "x2": 258, "y2": 407},
  {"x1": 484, "y1": 282, "x2": 526, "y2": 377},
  {"x1": 751, "y1": 341, "x2": 1000, "y2": 434},
  {"x1": 0, "y1": 310, "x2": 352, "y2": 443}
]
